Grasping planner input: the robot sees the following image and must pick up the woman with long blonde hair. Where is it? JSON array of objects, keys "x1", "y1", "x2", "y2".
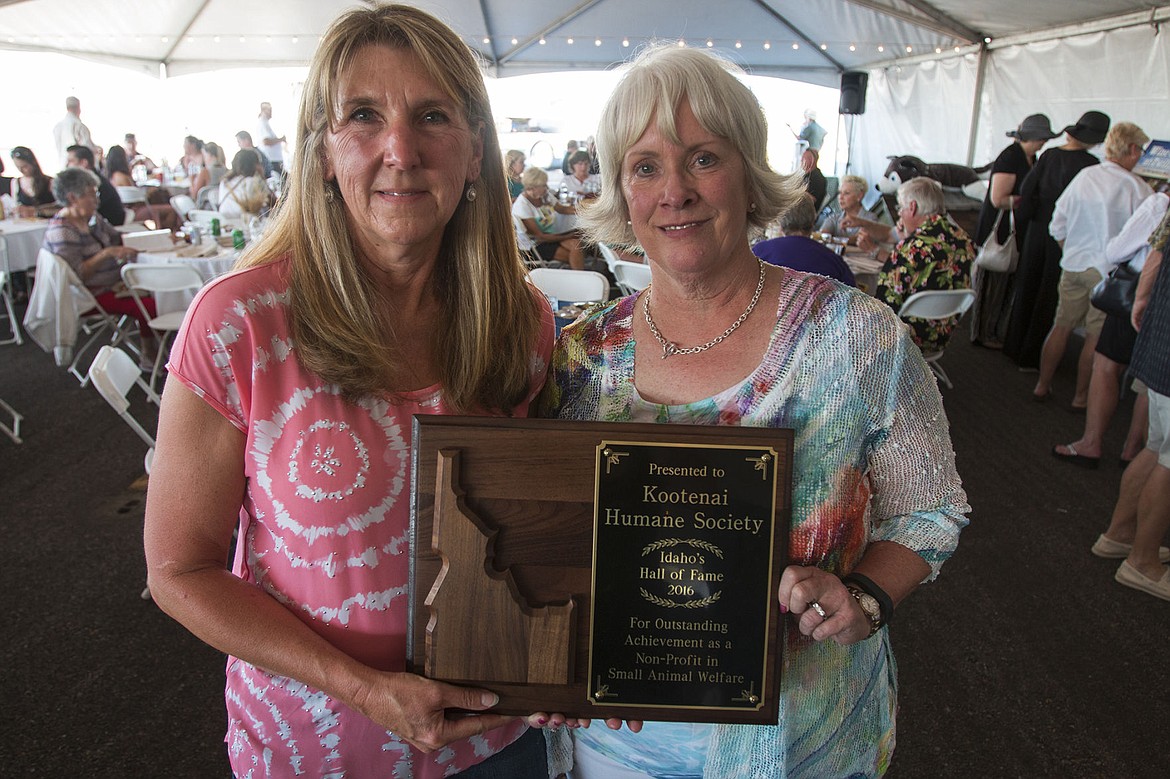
[{"x1": 144, "y1": 5, "x2": 566, "y2": 776}]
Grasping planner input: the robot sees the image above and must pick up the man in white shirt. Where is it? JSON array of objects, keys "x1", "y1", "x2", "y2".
[
  {"x1": 53, "y1": 96, "x2": 95, "y2": 169},
  {"x1": 1035, "y1": 122, "x2": 1152, "y2": 410},
  {"x1": 255, "y1": 102, "x2": 286, "y2": 174}
]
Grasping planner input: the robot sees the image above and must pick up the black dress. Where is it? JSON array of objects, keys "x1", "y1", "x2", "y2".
[
  {"x1": 1002, "y1": 147, "x2": 1099, "y2": 367},
  {"x1": 970, "y1": 142, "x2": 1032, "y2": 346}
]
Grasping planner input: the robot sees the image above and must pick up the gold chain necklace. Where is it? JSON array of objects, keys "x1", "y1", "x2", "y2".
[{"x1": 642, "y1": 258, "x2": 767, "y2": 359}]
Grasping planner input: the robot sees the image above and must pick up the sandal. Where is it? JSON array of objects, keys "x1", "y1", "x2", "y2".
[{"x1": 1051, "y1": 443, "x2": 1099, "y2": 469}]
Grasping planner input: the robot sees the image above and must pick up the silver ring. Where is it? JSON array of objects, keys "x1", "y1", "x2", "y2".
[{"x1": 808, "y1": 600, "x2": 827, "y2": 619}]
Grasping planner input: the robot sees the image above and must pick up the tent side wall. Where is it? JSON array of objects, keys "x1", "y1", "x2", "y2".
[{"x1": 850, "y1": 22, "x2": 1170, "y2": 205}]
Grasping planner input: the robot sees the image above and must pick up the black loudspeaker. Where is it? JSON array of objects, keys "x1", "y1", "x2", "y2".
[{"x1": 839, "y1": 72, "x2": 868, "y2": 115}]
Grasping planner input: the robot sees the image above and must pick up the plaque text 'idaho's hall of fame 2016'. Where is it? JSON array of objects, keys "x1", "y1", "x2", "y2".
[{"x1": 588, "y1": 441, "x2": 779, "y2": 714}]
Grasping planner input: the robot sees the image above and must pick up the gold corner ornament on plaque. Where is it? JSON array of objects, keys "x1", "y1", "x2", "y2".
[{"x1": 408, "y1": 417, "x2": 791, "y2": 724}]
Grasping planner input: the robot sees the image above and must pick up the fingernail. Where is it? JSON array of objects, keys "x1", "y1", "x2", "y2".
[
  {"x1": 536, "y1": 717, "x2": 548, "y2": 725},
  {"x1": 482, "y1": 693, "x2": 499, "y2": 707},
  {"x1": 779, "y1": 603, "x2": 788, "y2": 614}
]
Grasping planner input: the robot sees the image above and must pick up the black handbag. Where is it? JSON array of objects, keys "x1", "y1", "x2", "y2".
[{"x1": 1090, "y1": 262, "x2": 1140, "y2": 319}]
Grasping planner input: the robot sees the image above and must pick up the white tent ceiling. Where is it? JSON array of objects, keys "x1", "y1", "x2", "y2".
[{"x1": 0, "y1": 0, "x2": 1164, "y2": 85}]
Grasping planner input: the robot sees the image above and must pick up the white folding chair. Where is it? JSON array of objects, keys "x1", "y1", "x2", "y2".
[
  {"x1": 897, "y1": 289, "x2": 976, "y2": 389},
  {"x1": 0, "y1": 236, "x2": 23, "y2": 345},
  {"x1": 0, "y1": 395, "x2": 22, "y2": 444},
  {"x1": 612, "y1": 260, "x2": 652, "y2": 296},
  {"x1": 596, "y1": 242, "x2": 623, "y2": 274},
  {"x1": 23, "y1": 250, "x2": 137, "y2": 386},
  {"x1": 528, "y1": 268, "x2": 609, "y2": 303},
  {"x1": 169, "y1": 194, "x2": 197, "y2": 221},
  {"x1": 187, "y1": 209, "x2": 221, "y2": 227},
  {"x1": 120, "y1": 263, "x2": 204, "y2": 398},
  {"x1": 88, "y1": 344, "x2": 158, "y2": 600}
]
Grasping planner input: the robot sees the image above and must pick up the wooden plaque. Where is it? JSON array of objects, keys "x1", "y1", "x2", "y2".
[{"x1": 408, "y1": 416, "x2": 792, "y2": 724}]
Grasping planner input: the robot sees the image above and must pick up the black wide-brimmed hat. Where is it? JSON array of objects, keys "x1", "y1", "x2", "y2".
[
  {"x1": 1006, "y1": 114, "x2": 1059, "y2": 141},
  {"x1": 1061, "y1": 111, "x2": 1111, "y2": 144}
]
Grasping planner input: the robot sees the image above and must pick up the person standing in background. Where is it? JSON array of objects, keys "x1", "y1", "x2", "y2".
[
  {"x1": 800, "y1": 148, "x2": 827, "y2": 211},
  {"x1": 798, "y1": 108, "x2": 827, "y2": 151},
  {"x1": 255, "y1": 101, "x2": 286, "y2": 175},
  {"x1": 1032, "y1": 122, "x2": 1151, "y2": 406},
  {"x1": 1106, "y1": 211, "x2": 1170, "y2": 601},
  {"x1": 969, "y1": 114, "x2": 1059, "y2": 349},
  {"x1": 1003, "y1": 110, "x2": 1109, "y2": 368},
  {"x1": 53, "y1": 96, "x2": 95, "y2": 169}
]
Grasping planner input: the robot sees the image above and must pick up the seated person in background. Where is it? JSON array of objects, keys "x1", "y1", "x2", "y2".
[
  {"x1": 123, "y1": 133, "x2": 156, "y2": 173},
  {"x1": 504, "y1": 149, "x2": 525, "y2": 201},
  {"x1": 43, "y1": 167, "x2": 156, "y2": 365},
  {"x1": 217, "y1": 149, "x2": 272, "y2": 219},
  {"x1": 179, "y1": 135, "x2": 204, "y2": 191},
  {"x1": 9, "y1": 146, "x2": 56, "y2": 217},
  {"x1": 66, "y1": 144, "x2": 125, "y2": 226},
  {"x1": 203, "y1": 142, "x2": 228, "y2": 190},
  {"x1": 753, "y1": 193, "x2": 856, "y2": 286},
  {"x1": 801, "y1": 148, "x2": 827, "y2": 211},
  {"x1": 104, "y1": 145, "x2": 135, "y2": 187},
  {"x1": 876, "y1": 177, "x2": 975, "y2": 353},
  {"x1": 512, "y1": 167, "x2": 586, "y2": 269},
  {"x1": 560, "y1": 139, "x2": 579, "y2": 175},
  {"x1": 558, "y1": 150, "x2": 601, "y2": 201},
  {"x1": 818, "y1": 175, "x2": 877, "y2": 244},
  {"x1": 235, "y1": 131, "x2": 272, "y2": 178},
  {"x1": 0, "y1": 157, "x2": 12, "y2": 210}
]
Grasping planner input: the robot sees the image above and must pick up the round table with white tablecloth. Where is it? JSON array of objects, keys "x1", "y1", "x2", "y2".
[
  {"x1": 0, "y1": 218, "x2": 51, "y2": 272},
  {"x1": 135, "y1": 245, "x2": 239, "y2": 315}
]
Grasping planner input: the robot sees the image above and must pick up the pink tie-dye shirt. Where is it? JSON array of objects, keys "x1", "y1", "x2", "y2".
[{"x1": 168, "y1": 257, "x2": 554, "y2": 778}]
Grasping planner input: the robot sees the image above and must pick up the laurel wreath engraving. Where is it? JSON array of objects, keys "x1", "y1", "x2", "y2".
[
  {"x1": 641, "y1": 537, "x2": 725, "y2": 559},
  {"x1": 640, "y1": 587, "x2": 722, "y2": 609}
]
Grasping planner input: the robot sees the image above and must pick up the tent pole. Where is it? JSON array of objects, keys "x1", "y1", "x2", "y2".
[{"x1": 965, "y1": 44, "x2": 989, "y2": 167}]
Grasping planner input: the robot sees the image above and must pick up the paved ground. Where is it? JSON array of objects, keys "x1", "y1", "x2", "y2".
[{"x1": 2, "y1": 308, "x2": 1166, "y2": 777}]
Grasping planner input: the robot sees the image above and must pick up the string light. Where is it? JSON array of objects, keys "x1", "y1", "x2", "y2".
[{"x1": 5, "y1": 31, "x2": 969, "y2": 58}]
